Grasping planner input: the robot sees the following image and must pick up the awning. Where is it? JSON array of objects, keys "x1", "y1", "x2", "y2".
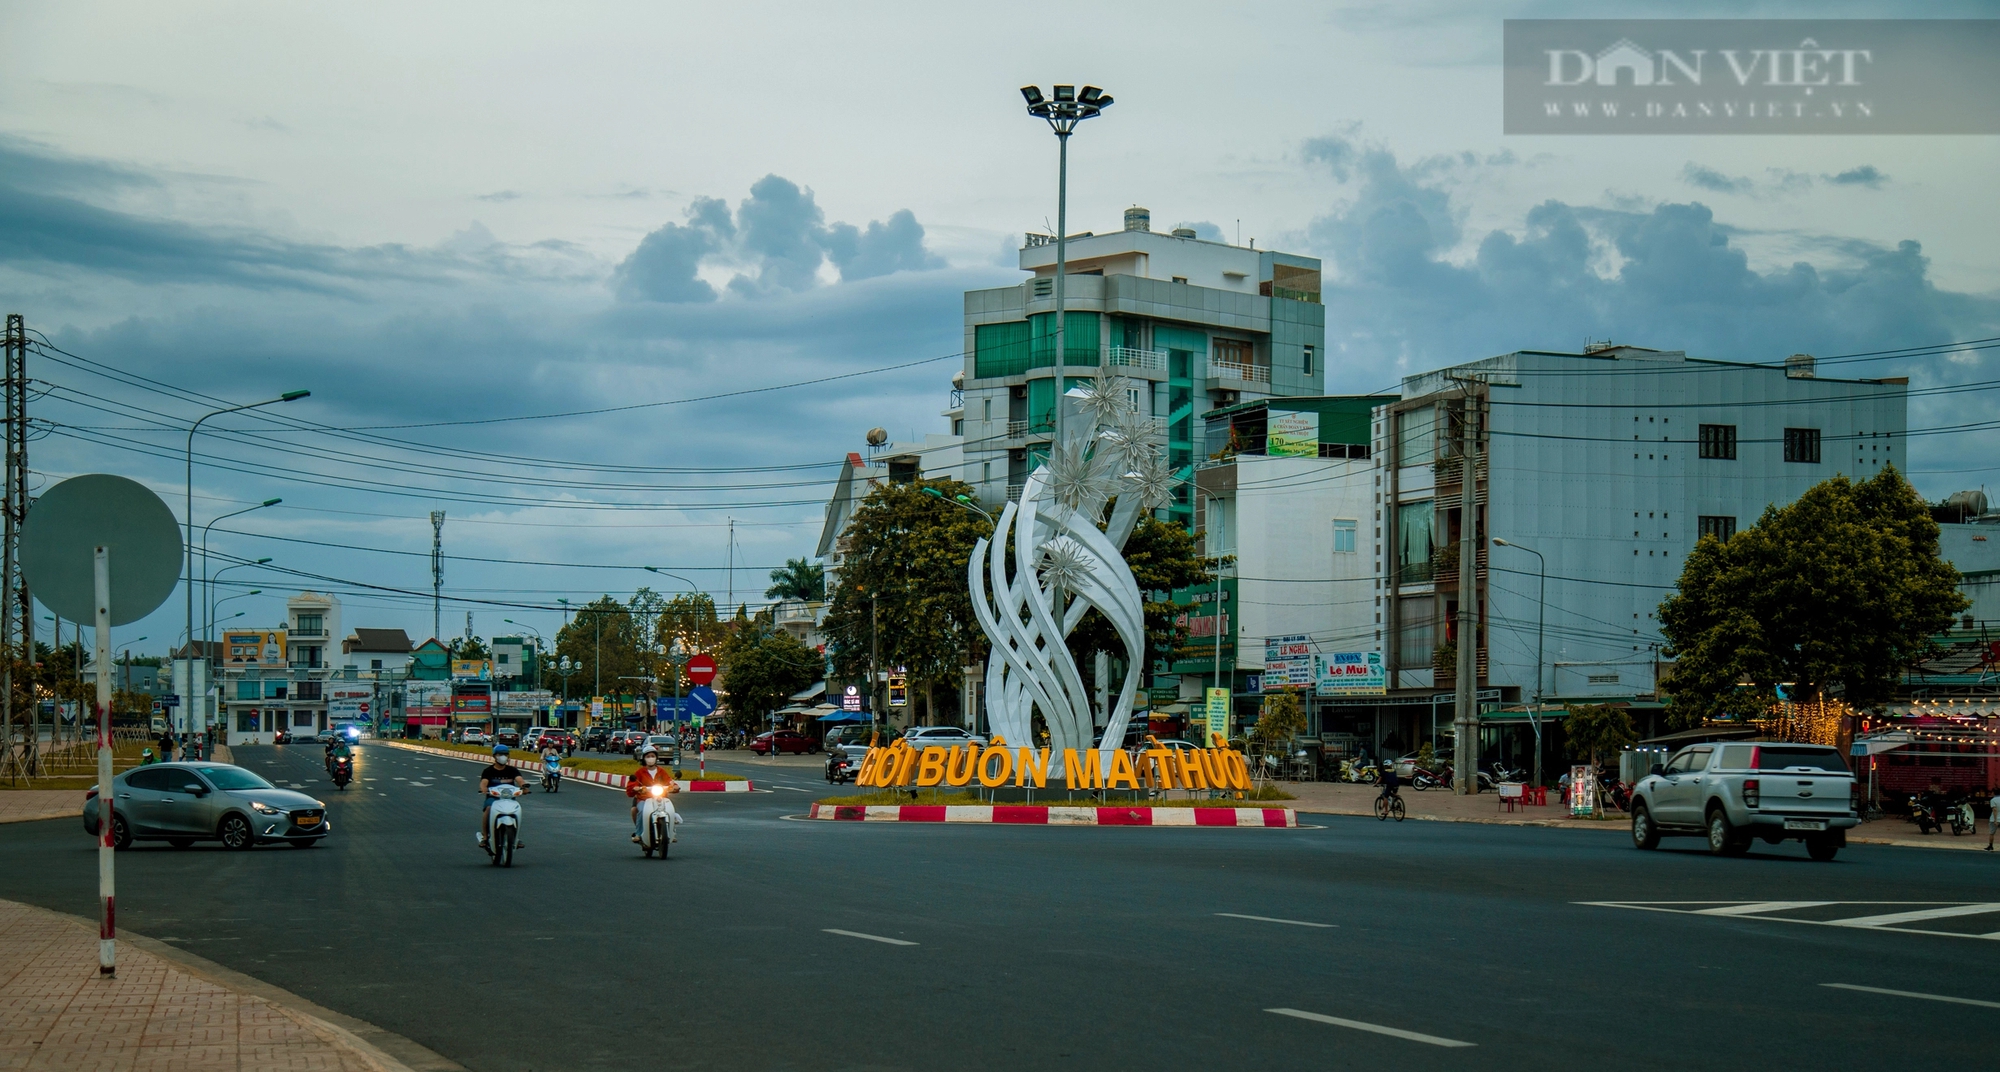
[
  {"x1": 816, "y1": 710, "x2": 869, "y2": 722},
  {"x1": 790, "y1": 681, "x2": 827, "y2": 702}
]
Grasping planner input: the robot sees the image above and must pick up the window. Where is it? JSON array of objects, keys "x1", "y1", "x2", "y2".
[
  {"x1": 236, "y1": 680, "x2": 258, "y2": 700},
  {"x1": 1396, "y1": 407, "x2": 1437, "y2": 464},
  {"x1": 973, "y1": 321, "x2": 1032, "y2": 378},
  {"x1": 1698, "y1": 515, "x2": 1736, "y2": 541},
  {"x1": 293, "y1": 711, "x2": 315, "y2": 728},
  {"x1": 370, "y1": 659, "x2": 383, "y2": 670},
  {"x1": 982, "y1": 398, "x2": 992, "y2": 422},
  {"x1": 1783, "y1": 427, "x2": 1821, "y2": 463},
  {"x1": 952, "y1": 418, "x2": 963, "y2": 435},
  {"x1": 1302, "y1": 345, "x2": 1315, "y2": 376},
  {"x1": 982, "y1": 461, "x2": 992, "y2": 484},
  {"x1": 1333, "y1": 519, "x2": 1357, "y2": 553},
  {"x1": 294, "y1": 681, "x2": 322, "y2": 701},
  {"x1": 1397, "y1": 501, "x2": 1434, "y2": 583},
  {"x1": 295, "y1": 613, "x2": 323, "y2": 635},
  {"x1": 1171, "y1": 275, "x2": 1188, "y2": 284},
  {"x1": 1211, "y1": 337, "x2": 1253, "y2": 373},
  {"x1": 1697, "y1": 424, "x2": 1736, "y2": 460},
  {"x1": 1126, "y1": 387, "x2": 1142, "y2": 412},
  {"x1": 497, "y1": 653, "x2": 510, "y2": 665}
]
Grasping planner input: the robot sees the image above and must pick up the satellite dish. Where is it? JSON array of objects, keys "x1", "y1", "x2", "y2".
[{"x1": 865, "y1": 428, "x2": 889, "y2": 447}]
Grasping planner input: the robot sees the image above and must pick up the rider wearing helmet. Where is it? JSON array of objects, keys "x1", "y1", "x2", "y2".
[
  {"x1": 478, "y1": 744, "x2": 525, "y2": 849},
  {"x1": 625, "y1": 747, "x2": 678, "y2": 842},
  {"x1": 325, "y1": 734, "x2": 353, "y2": 777},
  {"x1": 138, "y1": 747, "x2": 158, "y2": 766}
]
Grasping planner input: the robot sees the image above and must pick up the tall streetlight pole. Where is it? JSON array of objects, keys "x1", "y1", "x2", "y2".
[
  {"x1": 201, "y1": 502, "x2": 278, "y2": 732},
  {"x1": 1021, "y1": 84, "x2": 1114, "y2": 452},
  {"x1": 183, "y1": 392, "x2": 307, "y2": 735},
  {"x1": 643, "y1": 567, "x2": 701, "y2": 751},
  {"x1": 208, "y1": 557, "x2": 272, "y2": 661},
  {"x1": 1492, "y1": 538, "x2": 1546, "y2": 788}
]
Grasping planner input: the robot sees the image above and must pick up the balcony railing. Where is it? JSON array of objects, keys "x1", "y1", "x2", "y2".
[
  {"x1": 1209, "y1": 360, "x2": 1271, "y2": 384},
  {"x1": 289, "y1": 628, "x2": 327, "y2": 640},
  {"x1": 1108, "y1": 347, "x2": 1167, "y2": 371},
  {"x1": 1006, "y1": 482, "x2": 1026, "y2": 502}
]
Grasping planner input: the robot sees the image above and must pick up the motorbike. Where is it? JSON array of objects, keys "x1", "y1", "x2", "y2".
[
  {"x1": 486, "y1": 784, "x2": 524, "y2": 867},
  {"x1": 1599, "y1": 772, "x2": 1632, "y2": 812},
  {"x1": 541, "y1": 754, "x2": 562, "y2": 793},
  {"x1": 330, "y1": 755, "x2": 353, "y2": 790},
  {"x1": 1340, "y1": 759, "x2": 1380, "y2": 785},
  {"x1": 636, "y1": 783, "x2": 680, "y2": 859},
  {"x1": 1949, "y1": 799, "x2": 1975, "y2": 836},
  {"x1": 826, "y1": 749, "x2": 860, "y2": 784},
  {"x1": 1410, "y1": 766, "x2": 1448, "y2": 791},
  {"x1": 1906, "y1": 795, "x2": 1943, "y2": 834}
]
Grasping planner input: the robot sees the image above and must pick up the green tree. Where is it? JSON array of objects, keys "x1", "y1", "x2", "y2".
[
  {"x1": 765, "y1": 558, "x2": 825, "y2": 602},
  {"x1": 820, "y1": 478, "x2": 988, "y2": 723},
  {"x1": 1250, "y1": 688, "x2": 1306, "y2": 747},
  {"x1": 651, "y1": 592, "x2": 726, "y2": 696},
  {"x1": 1565, "y1": 703, "x2": 1637, "y2": 768},
  {"x1": 1658, "y1": 467, "x2": 1966, "y2": 727},
  {"x1": 448, "y1": 636, "x2": 489, "y2": 661},
  {"x1": 715, "y1": 617, "x2": 819, "y2": 730},
  {"x1": 554, "y1": 597, "x2": 640, "y2": 699}
]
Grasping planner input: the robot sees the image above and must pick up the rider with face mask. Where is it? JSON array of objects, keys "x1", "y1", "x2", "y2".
[{"x1": 625, "y1": 747, "x2": 679, "y2": 842}]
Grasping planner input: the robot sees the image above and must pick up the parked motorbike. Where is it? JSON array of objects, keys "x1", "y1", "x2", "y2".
[
  {"x1": 1907, "y1": 795, "x2": 1942, "y2": 834},
  {"x1": 1410, "y1": 767, "x2": 1448, "y2": 791},
  {"x1": 330, "y1": 755, "x2": 353, "y2": 790},
  {"x1": 1949, "y1": 800, "x2": 1975, "y2": 836},
  {"x1": 541, "y1": 754, "x2": 562, "y2": 793},
  {"x1": 486, "y1": 784, "x2": 524, "y2": 867},
  {"x1": 636, "y1": 783, "x2": 680, "y2": 859},
  {"x1": 1599, "y1": 772, "x2": 1632, "y2": 812}
]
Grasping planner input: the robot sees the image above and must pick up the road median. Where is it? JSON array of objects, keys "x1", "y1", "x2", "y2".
[{"x1": 378, "y1": 740, "x2": 752, "y2": 791}]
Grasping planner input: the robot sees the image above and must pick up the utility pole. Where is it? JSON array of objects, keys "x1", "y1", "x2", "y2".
[
  {"x1": 1, "y1": 314, "x2": 20, "y2": 779},
  {"x1": 429, "y1": 511, "x2": 445, "y2": 641},
  {"x1": 1452, "y1": 379, "x2": 1482, "y2": 795},
  {"x1": 869, "y1": 596, "x2": 882, "y2": 737},
  {"x1": 725, "y1": 517, "x2": 735, "y2": 615}
]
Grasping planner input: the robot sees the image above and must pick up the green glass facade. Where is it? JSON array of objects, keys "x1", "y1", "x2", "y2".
[
  {"x1": 1029, "y1": 311, "x2": 1100, "y2": 369},
  {"x1": 1154, "y1": 324, "x2": 1206, "y2": 528},
  {"x1": 973, "y1": 321, "x2": 1032, "y2": 378}
]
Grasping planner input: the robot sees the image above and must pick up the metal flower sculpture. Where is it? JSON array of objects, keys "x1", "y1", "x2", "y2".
[{"x1": 968, "y1": 377, "x2": 1171, "y2": 778}]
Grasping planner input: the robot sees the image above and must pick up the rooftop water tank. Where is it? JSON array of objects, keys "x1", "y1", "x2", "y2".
[
  {"x1": 1785, "y1": 352, "x2": 1816, "y2": 378},
  {"x1": 1170, "y1": 226, "x2": 1197, "y2": 239},
  {"x1": 1124, "y1": 206, "x2": 1151, "y2": 232}
]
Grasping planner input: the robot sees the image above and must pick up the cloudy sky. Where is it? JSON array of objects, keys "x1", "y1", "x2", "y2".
[{"x1": 3, "y1": 0, "x2": 1996, "y2": 655}]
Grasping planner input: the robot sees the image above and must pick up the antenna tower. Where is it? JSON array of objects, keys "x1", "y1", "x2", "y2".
[{"x1": 430, "y1": 510, "x2": 445, "y2": 641}]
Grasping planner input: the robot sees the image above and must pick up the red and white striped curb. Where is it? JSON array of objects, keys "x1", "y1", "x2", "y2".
[
  {"x1": 806, "y1": 802, "x2": 1297, "y2": 826},
  {"x1": 381, "y1": 741, "x2": 752, "y2": 791}
]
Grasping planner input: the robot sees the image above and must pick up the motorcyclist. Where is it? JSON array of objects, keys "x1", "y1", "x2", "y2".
[
  {"x1": 325, "y1": 735, "x2": 353, "y2": 771},
  {"x1": 625, "y1": 747, "x2": 678, "y2": 843},
  {"x1": 478, "y1": 743, "x2": 526, "y2": 850},
  {"x1": 539, "y1": 740, "x2": 562, "y2": 786},
  {"x1": 137, "y1": 747, "x2": 158, "y2": 766}
]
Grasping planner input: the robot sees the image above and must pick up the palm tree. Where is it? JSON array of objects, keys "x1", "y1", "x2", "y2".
[{"x1": 765, "y1": 558, "x2": 825, "y2": 602}]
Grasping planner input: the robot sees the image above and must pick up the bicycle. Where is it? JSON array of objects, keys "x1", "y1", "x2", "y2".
[{"x1": 1375, "y1": 793, "x2": 1405, "y2": 822}]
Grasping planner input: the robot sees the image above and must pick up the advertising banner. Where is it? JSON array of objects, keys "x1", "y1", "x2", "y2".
[
  {"x1": 1570, "y1": 764, "x2": 1596, "y2": 816},
  {"x1": 1265, "y1": 409, "x2": 1319, "y2": 458},
  {"x1": 451, "y1": 659, "x2": 492, "y2": 681},
  {"x1": 1315, "y1": 651, "x2": 1387, "y2": 697},
  {"x1": 1204, "y1": 686, "x2": 1231, "y2": 742},
  {"x1": 1263, "y1": 635, "x2": 1314, "y2": 689},
  {"x1": 494, "y1": 690, "x2": 553, "y2": 716},
  {"x1": 1169, "y1": 579, "x2": 1237, "y2": 675},
  {"x1": 327, "y1": 686, "x2": 372, "y2": 725},
  {"x1": 222, "y1": 629, "x2": 286, "y2": 669}
]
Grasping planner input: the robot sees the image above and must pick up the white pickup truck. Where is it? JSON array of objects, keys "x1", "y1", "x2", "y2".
[{"x1": 1629, "y1": 741, "x2": 1858, "y2": 861}]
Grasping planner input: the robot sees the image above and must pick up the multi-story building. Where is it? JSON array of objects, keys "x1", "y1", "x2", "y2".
[
  {"x1": 1344, "y1": 344, "x2": 1909, "y2": 761},
  {"x1": 959, "y1": 207, "x2": 1327, "y2": 527}
]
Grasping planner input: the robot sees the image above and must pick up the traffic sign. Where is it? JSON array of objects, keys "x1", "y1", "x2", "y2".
[
  {"x1": 686, "y1": 653, "x2": 718, "y2": 686},
  {"x1": 20, "y1": 474, "x2": 182, "y2": 626},
  {"x1": 159, "y1": 695, "x2": 180, "y2": 707},
  {"x1": 686, "y1": 684, "x2": 717, "y2": 716}
]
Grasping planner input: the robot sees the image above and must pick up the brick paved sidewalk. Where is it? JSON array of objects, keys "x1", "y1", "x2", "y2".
[
  {"x1": 0, "y1": 791, "x2": 83, "y2": 825},
  {"x1": 0, "y1": 899, "x2": 433, "y2": 1071},
  {"x1": 1279, "y1": 780, "x2": 1621, "y2": 830}
]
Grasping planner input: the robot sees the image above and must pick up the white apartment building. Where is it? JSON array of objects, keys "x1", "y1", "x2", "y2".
[
  {"x1": 959, "y1": 207, "x2": 1326, "y2": 529},
  {"x1": 1349, "y1": 345, "x2": 1909, "y2": 758}
]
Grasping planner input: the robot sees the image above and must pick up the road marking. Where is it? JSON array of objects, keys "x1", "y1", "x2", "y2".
[
  {"x1": 1580, "y1": 901, "x2": 2000, "y2": 943},
  {"x1": 1217, "y1": 913, "x2": 1335, "y2": 928},
  {"x1": 1823, "y1": 983, "x2": 2000, "y2": 1010},
  {"x1": 773, "y1": 786, "x2": 809, "y2": 792},
  {"x1": 1266, "y1": 1008, "x2": 1474, "y2": 1047},
  {"x1": 823, "y1": 929, "x2": 917, "y2": 946},
  {"x1": 1826, "y1": 904, "x2": 2000, "y2": 928},
  {"x1": 1694, "y1": 901, "x2": 1835, "y2": 916}
]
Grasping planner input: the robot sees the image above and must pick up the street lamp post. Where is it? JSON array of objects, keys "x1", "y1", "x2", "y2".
[
  {"x1": 921, "y1": 488, "x2": 994, "y2": 732},
  {"x1": 201, "y1": 504, "x2": 277, "y2": 735},
  {"x1": 1492, "y1": 538, "x2": 1547, "y2": 788},
  {"x1": 208, "y1": 557, "x2": 272, "y2": 663},
  {"x1": 643, "y1": 567, "x2": 702, "y2": 755},
  {"x1": 1021, "y1": 83, "x2": 1114, "y2": 451},
  {"x1": 183, "y1": 391, "x2": 307, "y2": 735}
]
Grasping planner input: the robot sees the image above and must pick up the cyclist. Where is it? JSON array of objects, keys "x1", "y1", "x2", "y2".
[{"x1": 1377, "y1": 763, "x2": 1402, "y2": 804}]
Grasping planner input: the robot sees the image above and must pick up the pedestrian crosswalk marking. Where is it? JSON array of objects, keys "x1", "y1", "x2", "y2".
[{"x1": 1580, "y1": 901, "x2": 2000, "y2": 943}]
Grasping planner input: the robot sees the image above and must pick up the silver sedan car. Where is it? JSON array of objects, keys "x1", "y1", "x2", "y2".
[{"x1": 84, "y1": 762, "x2": 329, "y2": 850}]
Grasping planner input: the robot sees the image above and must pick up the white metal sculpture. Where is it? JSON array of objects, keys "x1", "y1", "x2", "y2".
[{"x1": 969, "y1": 372, "x2": 1175, "y2": 776}]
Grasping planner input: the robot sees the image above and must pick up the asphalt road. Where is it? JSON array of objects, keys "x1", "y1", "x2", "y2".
[{"x1": 3, "y1": 742, "x2": 1997, "y2": 1071}]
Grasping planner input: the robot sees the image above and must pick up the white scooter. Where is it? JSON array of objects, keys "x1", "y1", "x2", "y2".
[
  {"x1": 486, "y1": 783, "x2": 525, "y2": 867},
  {"x1": 636, "y1": 783, "x2": 681, "y2": 859}
]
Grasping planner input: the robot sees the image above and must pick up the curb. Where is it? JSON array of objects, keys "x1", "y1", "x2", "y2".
[
  {"x1": 806, "y1": 802, "x2": 1297, "y2": 827},
  {"x1": 380, "y1": 740, "x2": 752, "y2": 792}
]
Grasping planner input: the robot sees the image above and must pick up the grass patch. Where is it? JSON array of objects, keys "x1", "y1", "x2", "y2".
[{"x1": 814, "y1": 785, "x2": 1297, "y2": 808}]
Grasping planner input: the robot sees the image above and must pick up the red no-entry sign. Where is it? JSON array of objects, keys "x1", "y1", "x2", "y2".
[{"x1": 686, "y1": 653, "x2": 718, "y2": 686}]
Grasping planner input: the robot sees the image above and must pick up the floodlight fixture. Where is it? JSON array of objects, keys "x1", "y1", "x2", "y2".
[
  {"x1": 1020, "y1": 85, "x2": 1044, "y2": 106},
  {"x1": 1052, "y1": 84, "x2": 1075, "y2": 102}
]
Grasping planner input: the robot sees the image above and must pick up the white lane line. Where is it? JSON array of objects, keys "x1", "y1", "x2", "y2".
[
  {"x1": 823, "y1": 928, "x2": 917, "y2": 946},
  {"x1": 1827, "y1": 904, "x2": 2000, "y2": 928},
  {"x1": 1266, "y1": 1008, "x2": 1474, "y2": 1048},
  {"x1": 1217, "y1": 913, "x2": 1336, "y2": 929},
  {"x1": 1822, "y1": 983, "x2": 2000, "y2": 1010},
  {"x1": 773, "y1": 786, "x2": 809, "y2": 792},
  {"x1": 1694, "y1": 901, "x2": 1835, "y2": 916},
  {"x1": 1578, "y1": 902, "x2": 2000, "y2": 943}
]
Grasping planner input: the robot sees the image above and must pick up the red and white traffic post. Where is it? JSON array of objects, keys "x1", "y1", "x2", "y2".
[
  {"x1": 93, "y1": 546, "x2": 115, "y2": 974},
  {"x1": 687, "y1": 652, "x2": 716, "y2": 777}
]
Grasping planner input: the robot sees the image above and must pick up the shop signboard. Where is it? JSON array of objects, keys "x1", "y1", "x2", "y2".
[
  {"x1": 1169, "y1": 579, "x2": 1237, "y2": 675},
  {"x1": 495, "y1": 690, "x2": 553, "y2": 716},
  {"x1": 1315, "y1": 651, "x2": 1386, "y2": 697},
  {"x1": 1570, "y1": 764, "x2": 1596, "y2": 816},
  {"x1": 842, "y1": 685, "x2": 862, "y2": 712},
  {"x1": 1265, "y1": 409, "x2": 1319, "y2": 458},
  {"x1": 404, "y1": 681, "x2": 452, "y2": 725},
  {"x1": 1264, "y1": 635, "x2": 1313, "y2": 688},
  {"x1": 451, "y1": 659, "x2": 492, "y2": 681}
]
